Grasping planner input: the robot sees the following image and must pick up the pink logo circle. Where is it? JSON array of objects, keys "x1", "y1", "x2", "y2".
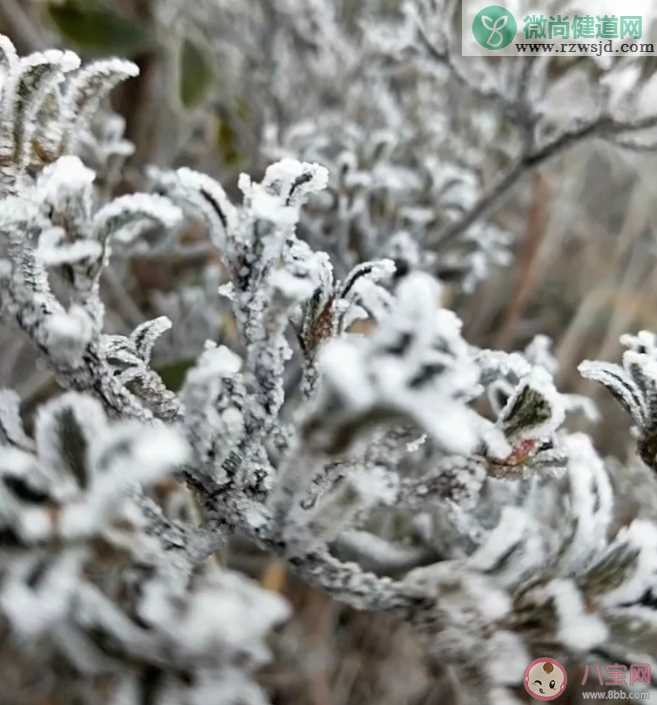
[{"x1": 523, "y1": 658, "x2": 568, "y2": 701}]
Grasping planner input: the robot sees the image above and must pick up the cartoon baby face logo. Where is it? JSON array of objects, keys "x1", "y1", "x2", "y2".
[{"x1": 523, "y1": 658, "x2": 568, "y2": 701}]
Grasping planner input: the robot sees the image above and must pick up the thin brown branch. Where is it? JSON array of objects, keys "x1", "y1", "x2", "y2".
[{"x1": 433, "y1": 112, "x2": 657, "y2": 250}]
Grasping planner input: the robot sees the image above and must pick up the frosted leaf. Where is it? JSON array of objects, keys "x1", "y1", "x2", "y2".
[
  {"x1": 130, "y1": 316, "x2": 172, "y2": 364},
  {"x1": 481, "y1": 423, "x2": 512, "y2": 460},
  {"x1": 34, "y1": 392, "x2": 107, "y2": 494},
  {"x1": 150, "y1": 166, "x2": 237, "y2": 249},
  {"x1": 579, "y1": 360, "x2": 645, "y2": 427},
  {"x1": 467, "y1": 507, "x2": 533, "y2": 576},
  {"x1": 0, "y1": 35, "x2": 17, "y2": 75},
  {"x1": 499, "y1": 367, "x2": 565, "y2": 442},
  {"x1": 598, "y1": 520, "x2": 657, "y2": 607},
  {"x1": 477, "y1": 349, "x2": 532, "y2": 386},
  {"x1": 37, "y1": 239, "x2": 102, "y2": 267},
  {"x1": 383, "y1": 230, "x2": 422, "y2": 270},
  {"x1": 63, "y1": 59, "x2": 139, "y2": 149},
  {"x1": 90, "y1": 422, "x2": 188, "y2": 484},
  {"x1": 0, "y1": 389, "x2": 34, "y2": 451},
  {"x1": 298, "y1": 255, "x2": 394, "y2": 376},
  {"x1": 558, "y1": 433, "x2": 614, "y2": 572},
  {"x1": 36, "y1": 155, "x2": 95, "y2": 208},
  {"x1": 621, "y1": 330, "x2": 657, "y2": 356},
  {"x1": 44, "y1": 305, "x2": 95, "y2": 366},
  {"x1": 0, "y1": 552, "x2": 82, "y2": 638},
  {"x1": 190, "y1": 343, "x2": 242, "y2": 379},
  {"x1": 57, "y1": 422, "x2": 188, "y2": 536},
  {"x1": 138, "y1": 567, "x2": 288, "y2": 659},
  {"x1": 580, "y1": 335, "x2": 657, "y2": 468},
  {"x1": 548, "y1": 579, "x2": 608, "y2": 651},
  {"x1": 181, "y1": 343, "x2": 246, "y2": 481},
  {"x1": 269, "y1": 268, "x2": 316, "y2": 302},
  {"x1": 338, "y1": 258, "x2": 396, "y2": 308},
  {"x1": 0, "y1": 49, "x2": 80, "y2": 165},
  {"x1": 308, "y1": 272, "x2": 488, "y2": 455},
  {"x1": 93, "y1": 193, "x2": 182, "y2": 242},
  {"x1": 285, "y1": 473, "x2": 376, "y2": 548},
  {"x1": 260, "y1": 158, "x2": 329, "y2": 206},
  {"x1": 317, "y1": 338, "x2": 372, "y2": 407},
  {"x1": 249, "y1": 189, "x2": 298, "y2": 226}
]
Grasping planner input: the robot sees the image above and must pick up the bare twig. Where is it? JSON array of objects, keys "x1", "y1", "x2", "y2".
[{"x1": 433, "y1": 113, "x2": 657, "y2": 249}]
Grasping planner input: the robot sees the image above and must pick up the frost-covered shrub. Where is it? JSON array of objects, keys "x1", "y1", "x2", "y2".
[{"x1": 1, "y1": 14, "x2": 657, "y2": 705}]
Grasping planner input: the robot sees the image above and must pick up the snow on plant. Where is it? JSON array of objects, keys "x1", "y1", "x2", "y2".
[{"x1": 0, "y1": 30, "x2": 657, "y2": 705}]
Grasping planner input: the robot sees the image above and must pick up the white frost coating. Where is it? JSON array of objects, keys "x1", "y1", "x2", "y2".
[
  {"x1": 481, "y1": 422, "x2": 513, "y2": 460},
  {"x1": 0, "y1": 194, "x2": 37, "y2": 226},
  {"x1": 620, "y1": 329, "x2": 657, "y2": 354},
  {"x1": 21, "y1": 49, "x2": 81, "y2": 74},
  {"x1": 548, "y1": 579, "x2": 608, "y2": 651},
  {"x1": 0, "y1": 552, "x2": 80, "y2": 637},
  {"x1": 93, "y1": 193, "x2": 183, "y2": 236},
  {"x1": 218, "y1": 281, "x2": 237, "y2": 301},
  {"x1": 406, "y1": 434, "x2": 427, "y2": 452},
  {"x1": 35, "y1": 392, "x2": 106, "y2": 495},
  {"x1": 237, "y1": 160, "x2": 328, "y2": 226},
  {"x1": 412, "y1": 402, "x2": 481, "y2": 456},
  {"x1": 500, "y1": 366, "x2": 566, "y2": 440},
  {"x1": 560, "y1": 433, "x2": 614, "y2": 571},
  {"x1": 350, "y1": 465, "x2": 399, "y2": 507},
  {"x1": 221, "y1": 407, "x2": 245, "y2": 438},
  {"x1": 262, "y1": 158, "x2": 329, "y2": 201},
  {"x1": 315, "y1": 270, "x2": 492, "y2": 455},
  {"x1": 36, "y1": 155, "x2": 95, "y2": 204},
  {"x1": 37, "y1": 239, "x2": 102, "y2": 266},
  {"x1": 120, "y1": 425, "x2": 189, "y2": 483},
  {"x1": 600, "y1": 520, "x2": 657, "y2": 607},
  {"x1": 468, "y1": 507, "x2": 528, "y2": 573},
  {"x1": 139, "y1": 568, "x2": 289, "y2": 656},
  {"x1": 485, "y1": 630, "x2": 531, "y2": 686},
  {"x1": 250, "y1": 190, "x2": 298, "y2": 225},
  {"x1": 44, "y1": 306, "x2": 95, "y2": 365},
  {"x1": 71, "y1": 57, "x2": 139, "y2": 83},
  {"x1": 199, "y1": 342, "x2": 242, "y2": 377},
  {"x1": 525, "y1": 334, "x2": 559, "y2": 375},
  {"x1": 0, "y1": 390, "x2": 34, "y2": 450},
  {"x1": 176, "y1": 166, "x2": 238, "y2": 228},
  {"x1": 318, "y1": 338, "x2": 374, "y2": 410},
  {"x1": 269, "y1": 268, "x2": 316, "y2": 301}
]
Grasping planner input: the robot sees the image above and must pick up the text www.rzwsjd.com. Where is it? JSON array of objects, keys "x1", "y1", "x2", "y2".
[{"x1": 515, "y1": 40, "x2": 654, "y2": 54}]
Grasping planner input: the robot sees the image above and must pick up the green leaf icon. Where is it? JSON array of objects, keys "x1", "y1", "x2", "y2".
[{"x1": 473, "y1": 6, "x2": 517, "y2": 50}]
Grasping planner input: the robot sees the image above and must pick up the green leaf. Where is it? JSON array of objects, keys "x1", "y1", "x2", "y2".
[
  {"x1": 215, "y1": 116, "x2": 243, "y2": 167},
  {"x1": 180, "y1": 39, "x2": 213, "y2": 108},
  {"x1": 48, "y1": 0, "x2": 152, "y2": 57},
  {"x1": 156, "y1": 359, "x2": 195, "y2": 392}
]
